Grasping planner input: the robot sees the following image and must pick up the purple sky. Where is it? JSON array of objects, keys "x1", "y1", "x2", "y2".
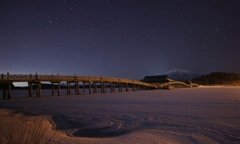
[{"x1": 1, "y1": 0, "x2": 240, "y2": 80}]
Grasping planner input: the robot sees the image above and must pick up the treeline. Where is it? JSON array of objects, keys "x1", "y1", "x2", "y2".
[{"x1": 192, "y1": 72, "x2": 240, "y2": 85}]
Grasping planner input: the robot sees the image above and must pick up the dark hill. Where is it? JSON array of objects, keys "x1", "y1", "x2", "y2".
[{"x1": 192, "y1": 72, "x2": 240, "y2": 85}]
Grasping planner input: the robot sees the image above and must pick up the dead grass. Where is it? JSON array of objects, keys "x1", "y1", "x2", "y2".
[{"x1": 0, "y1": 111, "x2": 58, "y2": 144}]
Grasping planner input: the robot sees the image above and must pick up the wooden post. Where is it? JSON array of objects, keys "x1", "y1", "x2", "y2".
[
  {"x1": 76, "y1": 82, "x2": 80, "y2": 95},
  {"x1": 113, "y1": 83, "x2": 115, "y2": 92},
  {"x1": 119, "y1": 83, "x2": 122, "y2": 92},
  {"x1": 38, "y1": 82, "x2": 41, "y2": 98},
  {"x1": 101, "y1": 83, "x2": 103, "y2": 93},
  {"x1": 28, "y1": 82, "x2": 32, "y2": 98},
  {"x1": 35, "y1": 73, "x2": 38, "y2": 80},
  {"x1": 126, "y1": 83, "x2": 128, "y2": 92},
  {"x1": 110, "y1": 83, "x2": 113, "y2": 93},
  {"x1": 7, "y1": 72, "x2": 10, "y2": 80},
  {"x1": 67, "y1": 82, "x2": 71, "y2": 95},
  {"x1": 95, "y1": 82, "x2": 97, "y2": 93},
  {"x1": 66, "y1": 82, "x2": 69, "y2": 95},
  {"x1": 58, "y1": 82, "x2": 61, "y2": 96},
  {"x1": 104, "y1": 83, "x2": 107, "y2": 93},
  {"x1": 92, "y1": 82, "x2": 95, "y2": 94},
  {"x1": 36, "y1": 83, "x2": 39, "y2": 98},
  {"x1": 8, "y1": 83, "x2": 12, "y2": 99},
  {"x1": 93, "y1": 82, "x2": 97, "y2": 94},
  {"x1": 83, "y1": 82, "x2": 85, "y2": 94},
  {"x1": 52, "y1": 83, "x2": 54, "y2": 96},
  {"x1": 118, "y1": 83, "x2": 120, "y2": 92},
  {"x1": 103, "y1": 83, "x2": 105, "y2": 93},
  {"x1": 89, "y1": 82, "x2": 91, "y2": 94},
  {"x1": 2, "y1": 84, "x2": 6, "y2": 99},
  {"x1": 35, "y1": 82, "x2": 41, "y2": 98}
]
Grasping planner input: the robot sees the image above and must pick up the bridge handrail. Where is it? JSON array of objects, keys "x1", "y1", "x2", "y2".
[
  {"x1": 1, "y1": 73, "x2": 197, "y2": 88},
  {"x1": 0, "y1": 73, "x2": 154, "y2": 87}
]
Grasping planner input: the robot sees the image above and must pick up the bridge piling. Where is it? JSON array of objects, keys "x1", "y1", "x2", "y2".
[
  {"x1": 51, "y1": 82, "x2": 61, "y2": 96},
  {"x1": 0, "y1": 73, "x2": 166, "y2": 99},
  {"x1": 52, "y1": 83, "x2": 55, "y2": 96},
  {"x1": 111, "y1": 83, "x2": 115, "y2": 92},
  {"x1": 37, "y1": 82, "x2": 41, "y2": 98},
  {"x1": 58, "y1": 83, "x2": 61, "y2": 96},
  {"x1": 104, "y1": 83, "x2": 107, "y2": 93},
  {"x1": 83, "y1": 82, "x2": 86, "y2": 94},
  {"x1": 93, "y1": 82, "x2": 97, "y2": 94},
  {"x1": 110, "y1": 83, "x2": 114, "y2": 93},
  {"x1": 28, "y1": 82, "x2": 41, "y2": 98},
  {"x1": 1, "y1": 83, "x2": 11, "y2": 99},
  {"x1": 89, "y1": 82, "x2": 92, "y2": 94},
  {"x1": 100, "y1": 83, "x2": 103, "y2": 93},
  {"x1": 28, "y1": 82, "x2": 32, "y2": 98},
  {"x1": 66, "y1": 82, "x2": 71, "y2": 95},
  {"x1": 132, "y1": 84, "x2": 135, "y2": 91},
  {"x1": 75, "y1": 82, "x2": 80, "y2": 95},
  {"x1": 113, "y1": 83, "x2": 115, "y2": 92}
]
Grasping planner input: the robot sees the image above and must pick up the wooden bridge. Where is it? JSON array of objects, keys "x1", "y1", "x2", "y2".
[
  {"x1": 0, "y1": 73, "x2": 157, "y2": 99},
  {"x1": 0, "y1": 73, "x2": 197, "y2": 99}
]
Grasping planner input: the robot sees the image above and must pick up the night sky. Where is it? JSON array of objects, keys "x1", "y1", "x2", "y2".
[{"x1": 1, "y1": 0, "x2": 240, "y2": 80}]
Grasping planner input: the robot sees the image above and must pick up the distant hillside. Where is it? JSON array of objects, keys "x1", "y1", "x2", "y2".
[
  {"x1": 165, "y1": 68, "x2": 201, "y2": 81},
  {"x1": 192, "y1": 72, "x2": 240, "y2": 85}
]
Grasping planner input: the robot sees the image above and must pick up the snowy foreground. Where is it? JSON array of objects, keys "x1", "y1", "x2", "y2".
[{"x1": 0, "y1": 86, "x2": 240, "y2": 144}]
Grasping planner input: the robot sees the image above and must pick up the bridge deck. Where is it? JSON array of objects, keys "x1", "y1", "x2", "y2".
[{"x1": 0, "y1": 73, "x2": 198, "y2": 99}]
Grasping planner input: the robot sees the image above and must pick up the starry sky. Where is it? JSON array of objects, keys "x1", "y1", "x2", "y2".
[{"x1": 1, "y1": 0, "x2": 240, "y2": 80}]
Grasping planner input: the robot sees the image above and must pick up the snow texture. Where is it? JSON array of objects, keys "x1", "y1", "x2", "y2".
[{"x1": 0, "y1": 86, "x2": 240, "y2": 144}]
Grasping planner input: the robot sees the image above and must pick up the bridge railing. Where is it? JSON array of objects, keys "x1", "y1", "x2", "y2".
[
  {"x1": 1, "y1": 73, "x2": 198, "y2": 88},
  {"x1": 0, "y1": 73, "x2": 155, "y2": 87}
]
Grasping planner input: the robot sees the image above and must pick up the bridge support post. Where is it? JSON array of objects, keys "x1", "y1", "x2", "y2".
[
  {"x1": 95, "y1": 82, "x2": 97, "y2": 93},
  {"x1": 104, "y1": 83, "x2": 107, "y2": 93},
  {"x1": 132, "y1": 84, "x2": 135, "y2": 91},
  {"x1": 75, "y1": 82, "x2": 80, "y2": 95},
  {"x1": 119, "y1": 83, "x2": 122, "y2": 92},
  {"x1": 100, "y1": 83, "x2": 103, "y2": 93},
  {"x1": 111, "y1": 83, "x2": 115, "y2": 92},
  {"x1": 113, "y1": 83, "x2": 115, "y2": 92},
  {"x1": 89, "y1": 82, "x2": 92, "y2": 94},
  {"x1": 37, "y1": 82, "x2": 41, "y2": 98},
  {"x1": 92, "y1": 82, "x2": 96, "y2": 94},
  {"x1": 52, "y1": 83, "x2": 54, "y2": 96},
  {"x1": 28, "y1": 82, "x2": 32, "y2": 98},
  {"x1": 121, "y1": 83, "x2": 123, "y2": 92},
  {"x1": 51, "y1": 82, "x2": 61, "y2": 96},
  {"x1": 110, "y1": 83, "x2": 114, "y2": 93},
  {"x1": 110, "y1": 83, "x2": 112, "y2": 93},
  {"x1": 58, "y1": 83, "x2": 61, "y2": 96},
  {"x1": 28, "y1": 82, "x2": 41, "y2": 98},
  {"x1": 126, "y1": 83, "x2": 128, "y2": 92},
  {"x1": 1, "y1": 83, "x2": 11, "y2": 99},
  {"x1": 67, "y1": 82, "x2": 71, "y2": 95},
  {"x1": 83, "y1": 82, "x2": 86, "y2": 94},
  {"x1": 8, "y1": 83, "x2": 11, "y2": 99}
]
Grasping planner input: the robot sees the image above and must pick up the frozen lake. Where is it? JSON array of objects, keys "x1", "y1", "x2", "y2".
[{"x1": 0, "y1": 86, "x2": 240, "y2": 143}]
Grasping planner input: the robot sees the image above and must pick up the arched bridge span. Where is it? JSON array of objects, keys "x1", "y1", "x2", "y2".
[
  {"x1": 0, "y1": 73, "x2": 156, "y2": 99},
  {"x1": 0, "y1": 73, "x2": 197, "y2": 99}
]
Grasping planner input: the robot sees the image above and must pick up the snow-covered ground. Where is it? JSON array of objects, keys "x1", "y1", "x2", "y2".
[{"x1": 0, "y1": 86, "x2": 240, "y2": 144}]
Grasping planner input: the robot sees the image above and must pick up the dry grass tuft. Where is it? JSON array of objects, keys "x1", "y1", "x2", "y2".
[{"x1": 0, "y1": 112, "x2": 55, "y2": 144}]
